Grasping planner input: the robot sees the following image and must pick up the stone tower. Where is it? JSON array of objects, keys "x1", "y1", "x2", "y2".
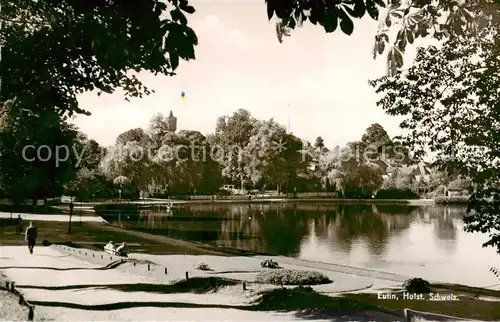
[{"x1": 166, "y1": 110, "x2": 177, "y2": 132}]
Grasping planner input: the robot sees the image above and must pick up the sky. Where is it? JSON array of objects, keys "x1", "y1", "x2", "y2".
[{"x1": 74, "y1": 2, "x2": 420, "y2": 149}]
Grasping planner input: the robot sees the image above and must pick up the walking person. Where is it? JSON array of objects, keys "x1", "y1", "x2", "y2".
[
  {"x1": 25, "y1": 222, "x2": 38, "y2": 254},
  {"x1": 16, "y1": 214, "x2": 23, "y2": 234}
]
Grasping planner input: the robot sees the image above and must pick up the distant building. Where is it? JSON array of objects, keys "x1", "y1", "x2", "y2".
[
  {"x1": 445, "y1": 178, "x2": 469, "y2": 197},
  {"x1": 166, "y1": 110, "x2": 177, "y2": 132}
]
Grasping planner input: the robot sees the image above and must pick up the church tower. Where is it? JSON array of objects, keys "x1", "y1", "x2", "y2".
[{"x1": 166, "y1": 110, "x2": 177, "y2": 132}]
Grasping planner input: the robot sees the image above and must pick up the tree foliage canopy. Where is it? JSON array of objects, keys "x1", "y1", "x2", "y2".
[
  {"x1": 370, "y1": 20, "x2": 500, "y2": 252},
  {"x1": 0, "y1": 99, "x2": 80, "y2": 203},
  {"x1": 1, "y1": 0, "x2": 198, "y2": 116},
  {"x1": 270, "y1": 0, "x2": 500, "y2": 75}
]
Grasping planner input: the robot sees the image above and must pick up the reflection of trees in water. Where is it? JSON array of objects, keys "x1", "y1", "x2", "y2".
[
  {"x1": 302, "y1": 205, "x2": 414, "y2": 256},
  {"x1": 413, "y1": 206, "x2": 463, "y2": 242},
  {"x1": 217, "y1": 206, "x2": 311, "y2": 255},
  {"x1": 433, "y1": 207, "x2": 463, "y2": 243},
  {"x1": 123, "y1": 203, "x2": 462, "y2": 258},
  {"x1": 218, "y1": 205, "x2": 262, "y2": 251},
  {"x1": 329, "y1": 206, "x2": 388, "y2": 255},
  {"x1": 138, "y1": 209, "x2": 172, "y2": 229},
  {"x1": 404, "y1": 205, "x2": 461, "y2": 253},
  {"x1": 435, "y1": 208, "x2": 456, "y2": 240}
]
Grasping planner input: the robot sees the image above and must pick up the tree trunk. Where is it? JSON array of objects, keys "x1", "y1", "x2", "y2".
[{"x1": 68, "y1": 205, "x2": 73, "y2": 234}]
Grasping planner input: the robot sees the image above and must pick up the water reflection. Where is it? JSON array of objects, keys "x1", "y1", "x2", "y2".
[{"x1": 98, "y1": 203, "x2": 499, "y2": 287}]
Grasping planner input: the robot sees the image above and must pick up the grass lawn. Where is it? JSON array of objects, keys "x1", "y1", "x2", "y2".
[
  {"x1": 248, "y1": 286, "x2": 500, "y2": 320},
  {"x1": 0, "y1": 219, "x2": 249, "y2": 256},
  {"x1": 0, "y1": 219, "x2": 191, "y2": 253},
  {"x1": 344, "y1": 291, "x2": 500, "y2": 321}
]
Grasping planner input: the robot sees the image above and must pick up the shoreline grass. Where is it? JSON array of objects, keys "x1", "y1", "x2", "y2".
[{"x1": 343, "y1": 291, "x2": 500, "y2": 321}]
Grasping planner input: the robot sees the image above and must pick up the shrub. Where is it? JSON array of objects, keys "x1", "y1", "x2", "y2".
[
  {"x1": 343, "y1": 186, "x2": 371, "y2": 199},
  {"x1": 260, "y1": 259, "x2": 280, "y2": 269},
  {"x1": 256, "y1": 269, "x2": 332, "y2": 286},
  {"x1": 403, "y1": 278, "x2": 431, "y2": 293},
  {"x1": 435, "y1": 196, "x2": 469, "y2": 204},
  {"x1": 375, "y1": 188, "x2": 418, "y2": 199},
  {"x1": 195, "y1": 262, "x2": 211, "y2": 271}
]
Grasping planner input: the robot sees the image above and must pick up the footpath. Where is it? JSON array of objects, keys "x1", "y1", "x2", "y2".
[{"x1": 0, "y1": 245, "x2": 405, "y2": 321}]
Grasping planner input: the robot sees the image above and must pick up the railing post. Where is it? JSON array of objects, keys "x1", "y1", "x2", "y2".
[{"x1": 28, "y1": 306, "x2": 34, "y2": 321}]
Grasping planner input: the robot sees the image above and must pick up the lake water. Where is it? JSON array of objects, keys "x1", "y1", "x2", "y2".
[{"x1": 98, "y1": 203, "x2": 500, "y2": 288}]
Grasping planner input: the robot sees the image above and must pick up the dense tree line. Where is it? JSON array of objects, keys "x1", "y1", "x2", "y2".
[{"x1": 0, "y1": 105, "x2": 459, "y2": 203}]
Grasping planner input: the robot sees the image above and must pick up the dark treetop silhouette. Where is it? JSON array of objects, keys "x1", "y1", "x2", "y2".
[{"x1": 369, "y1": 21, "x2": 500, "y2": 253}]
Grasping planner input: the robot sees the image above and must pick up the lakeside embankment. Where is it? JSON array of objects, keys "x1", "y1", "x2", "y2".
[
  {"x1": 63, "y1": 198, "x2": 419, "y2": 209},
  {"x1": 1, "y1": 244, "x2": 500, "y2": 321},
  {"x1": 1, "y1": 197, "x2": 442, "y2": 214},
  {"x1": 144, "y1": 197, "x2": 415, "y2": 205}
]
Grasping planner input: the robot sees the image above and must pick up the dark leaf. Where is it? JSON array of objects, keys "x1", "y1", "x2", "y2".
[
  {"x1": 170, "y1": 53, "x2": 180, "y2": 70},
  {"x1": 390, "y1": 11, "x2": 403, "y2": 19},
  {"x1": 396, "y1": 30, "x2": 407, "y2": 52},
  {"x1": 372, "y1": 0, "x2": 386, "y2": 8},
  {"x1": 171, "y1": 9, "x2": 188, "y2": 25},
  {"x1": 266, "y1": 0, "x2": 274, "y2": 20},
  {"x1": 420, "y1": 24, "x2": 429, "y2": 37},
  {"x1": 339, "y1": 8, "x2": 354, "y2": 35},
  {"x1": 366, "y1": 0, "x2": 380, "y2": 20},
  {"x1": 394, "y1": 47, "x2": 403, "y2": 68},
  {"x1": 406, "y1": 29, "x2": 414, "y2": 44},
  {"x1": 352, "y1": 0, "x2": 366, "y2": 18},
  {"x1": 182, "y1": 5, "x2": 195, "y2": 14},
  {"x1": 324, "y1": 7, "x2": 339, "y2": 33},
  {"x1": 378, "y1": 39, "x2": 385, "y2": 54},
  {"x1": 385, "y1": 14, "x2": 392, "y2": 27},
  {"x1": 453, "y1": 16, "x2": 464, "y2": 34},
  {"x1": 157, "y1": 2, "x2": 168, "y2": 11}
]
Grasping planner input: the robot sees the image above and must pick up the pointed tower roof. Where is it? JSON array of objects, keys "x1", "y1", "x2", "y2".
[{"x1": 168, "y1": 110, "x2": 174, "y2": 118}]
